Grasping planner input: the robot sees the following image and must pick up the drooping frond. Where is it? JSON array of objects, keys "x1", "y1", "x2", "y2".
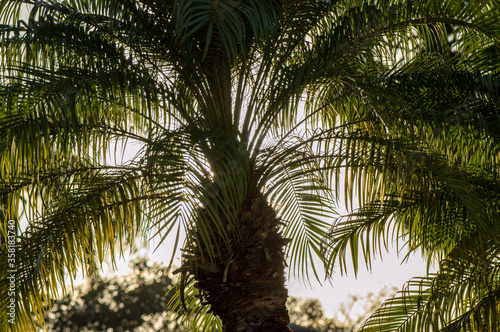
[
  {"x1": 263, "y1": 136, "x2": 337, "y2": 282},
  {"x1": 309, "y1": 2, "x2": 500, "y2": 330},
  {"x1": 359, "y1": 242, "x2": 500, "y2": 332},
  {"x1": 166, "y1": 277, "x2": 223, "y2": 332},
  {"x1": 1, "y1": 167, "x2": 147, "y2": 328}
]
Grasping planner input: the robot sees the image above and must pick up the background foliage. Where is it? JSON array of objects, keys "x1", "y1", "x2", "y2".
[{"x1": 41, "y1": 256, "x2": 394, "y2": 332}]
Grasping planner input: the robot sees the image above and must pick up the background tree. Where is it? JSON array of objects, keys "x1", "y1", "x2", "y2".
[
  {"x1": 43, "y1": 256, "x2": 365, "y2": 332},
  {"x1": 41, "y1": 257, "x2": 184, "y2": 332},
  {"x1": 0, "y1": 0, "x2": 499, "y2": 331},
  {"x1": 287, "y1": 297, "x2": 345, "y2": 332}
]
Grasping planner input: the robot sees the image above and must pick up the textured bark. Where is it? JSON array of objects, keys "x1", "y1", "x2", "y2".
[{"x1": 186, "y1": 193, "x2": 291, "y2": 331}]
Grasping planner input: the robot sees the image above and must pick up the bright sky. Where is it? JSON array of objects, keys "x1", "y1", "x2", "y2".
[{"x1": 286, "y1": 247, "x2": 432, "y2": 319}]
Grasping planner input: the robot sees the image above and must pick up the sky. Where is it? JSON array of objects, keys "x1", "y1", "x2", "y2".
[{"x1": 286, "y1": 247, "x2": 432, "y2": 319}]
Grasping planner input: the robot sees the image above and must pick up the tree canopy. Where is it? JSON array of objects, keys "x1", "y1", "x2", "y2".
[{"x1": 0, "y1": 0, "x2": 499, "y2": 331}]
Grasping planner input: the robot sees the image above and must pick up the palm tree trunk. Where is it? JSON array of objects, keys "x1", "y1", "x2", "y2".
[{"x1": 189, "y1": 193, "x2": 292, "y2": 331}]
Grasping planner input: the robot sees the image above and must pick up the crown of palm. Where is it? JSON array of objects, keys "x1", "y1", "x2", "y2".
[{"x1": 1, "y1": 0, "x2": 499, "y2": 331}]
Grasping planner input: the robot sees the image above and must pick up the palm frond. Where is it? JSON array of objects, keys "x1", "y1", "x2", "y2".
[
  {"x1": 262, "y1": 136, "x2": 337, "y2": 283},
  {"x1": 166, "y1": 277, "x2": 223, "y2": 332},
  {"x1": 0, "y1": 168, "x2": 149, "y2": 331},
  {"x1": 359, "y1": 243, "x2": 500, "y2": 332}
]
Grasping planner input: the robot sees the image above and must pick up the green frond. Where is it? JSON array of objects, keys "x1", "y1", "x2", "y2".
[
  {"x1": 322, "y1": 131, "x2": 500, "y2": 274},
  {"x1": 1, "y1": 168, "x2": 149, "y2": 331},
  {"x1": 358, "y1": 275, "x2": 436, "y2": 332},
  {"x1": 263, "y1": 139, "x2": 337, "y2": 283},
  {"x1": 173, "y1": 0, "x2": 278, "y2": 61},
  {"x1": 322, "y1": 201, "x2": 399, "y2": 277},
  {"x1": 359, "y1": 243, "x2": 500, "y2": 332},
  {"x1": 166, "y1": 277, "x2": 223, "y2": 332}
]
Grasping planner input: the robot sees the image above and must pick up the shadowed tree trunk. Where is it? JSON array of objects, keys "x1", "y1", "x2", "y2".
[{"x1": 181, "y1": 186, "x2": 291, "y2": 330}]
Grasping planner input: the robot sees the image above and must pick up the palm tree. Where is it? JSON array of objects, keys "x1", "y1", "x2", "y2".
[{"x1": 0, "y1": 0, "x2": 499, "y2": 331}]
